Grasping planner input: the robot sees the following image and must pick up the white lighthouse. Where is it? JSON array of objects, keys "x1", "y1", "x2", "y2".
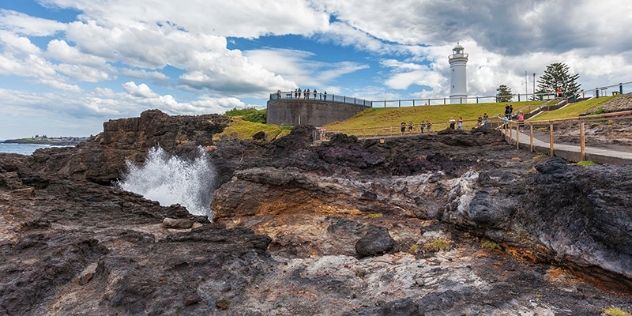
[{"x1": 448, "y1": 43, "x2": 468, "y2": 104}]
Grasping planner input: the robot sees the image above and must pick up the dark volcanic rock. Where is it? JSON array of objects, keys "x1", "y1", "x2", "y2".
[
  {"x1": 355, "y1": 225, "x2": 395, "y2": 258},
  {"x1": 27, "y1": 109, "x2": 230, "y2": 184}
]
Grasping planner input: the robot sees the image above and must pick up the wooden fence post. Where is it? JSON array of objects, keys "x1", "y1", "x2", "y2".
[
  {"x1": 549, "y1": 124, "x2": 554, "y2": 157},
  {"x1": 529, "y1": 125, "x2": 534, "y2": 152},
  {"x1": 580, "y1": 122, "x2": 586, "y2": 161},
  {"x1": 516, "y1": 124, "x2": 520, "y2": 149}
]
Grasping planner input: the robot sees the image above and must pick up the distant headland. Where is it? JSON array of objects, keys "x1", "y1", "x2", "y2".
[{"x1": 1, "y1": 135, "x2": 89, "y2": 145}]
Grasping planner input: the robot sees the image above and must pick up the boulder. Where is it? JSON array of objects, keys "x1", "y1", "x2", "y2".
[{"x1": 355, "y1": 225, "x2": 395, "y2": 258}]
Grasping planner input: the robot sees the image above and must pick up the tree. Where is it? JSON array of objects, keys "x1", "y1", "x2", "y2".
[
  {"x1": 537, "y1": 63, "x2": 581, "y2": 98},
  {"x1": 496, "y1": 84, "x2": 513, "y2": 102}
]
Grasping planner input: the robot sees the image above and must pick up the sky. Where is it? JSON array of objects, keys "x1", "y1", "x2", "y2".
[{"x1": 1, "y1": 0, "x2": 631, "y2": 139}]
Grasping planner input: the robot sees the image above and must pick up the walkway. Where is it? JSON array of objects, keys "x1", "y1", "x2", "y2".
[{"x1": 503, "y1": 129, "x2": 632, "y2": 165}]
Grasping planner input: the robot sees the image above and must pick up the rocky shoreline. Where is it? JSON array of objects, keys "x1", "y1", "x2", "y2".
[{"x1": 1, "y1": 110, "x2": 631, "y2": 315}]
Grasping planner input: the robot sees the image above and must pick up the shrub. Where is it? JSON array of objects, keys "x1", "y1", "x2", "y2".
[
  {"x1": 481, "y1": 240, "x2": 502, "y2": 250},
  {"x1": 225, "y1": 107, "x2": 267, "y2": 124},
  {"x1": 407, "y1": 244, "x2": 418, "y2": 254},
  {"x1": 423, "y1": 238, "x2": 451, "y2": 252}
]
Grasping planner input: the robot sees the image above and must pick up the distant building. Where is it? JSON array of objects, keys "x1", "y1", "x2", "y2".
[{"x1": 449, "y1": 43, "x2": 468, "y2": 104}]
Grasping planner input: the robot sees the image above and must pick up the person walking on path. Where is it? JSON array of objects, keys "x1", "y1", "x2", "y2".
[
  {"x1": 420, "y1": 121, "x2": 426, "y2": 134},
  {"x1": 408, "y1": 121, "x2": 413, "y2": 133},
  {"x1": 483, "y1": 113, "x2": 489, "y2": 127},
  {"x1": 401, "y1": 121, "x2": 406, "y2": 135},
  {"x1": 517, "y1": 110, "x2": 525, "y2": 132},
  {"x1": 457, "y1": 117, "x2": 463, "y2": 130},
  {"x1": 449, "y1": 117, "x2": 456, "y2": 130},
  {"x1": 427, "y1": 121, "x2": 432, "y2": 132}
]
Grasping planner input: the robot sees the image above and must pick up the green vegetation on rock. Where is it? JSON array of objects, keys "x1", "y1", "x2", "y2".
[
  {"x1": 214, "y1": 117, "x2": 291, "y2": 141},
  {"x1": 225, "y1": 107, "x2": 267, "y2": 124}
]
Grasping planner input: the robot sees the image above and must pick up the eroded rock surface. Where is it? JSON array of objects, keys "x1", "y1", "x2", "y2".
[{"x1": 1, "y1": 110, "x2": 631, "y2": 315}]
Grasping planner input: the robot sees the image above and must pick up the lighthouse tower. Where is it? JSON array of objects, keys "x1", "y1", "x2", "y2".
[{"x1": 448, "y1": 43, "x2": 468, "y2": 104}]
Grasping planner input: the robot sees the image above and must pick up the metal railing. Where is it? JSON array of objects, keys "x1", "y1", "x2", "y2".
[
  {"x1": 271, "y1": 81, "x2": 632, "y2": 109},
  {"x1": 270, "y1": 91, "x2": 372, "y2": 107}
]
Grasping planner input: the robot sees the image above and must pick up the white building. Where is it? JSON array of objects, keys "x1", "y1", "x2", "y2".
[{"x1": 449, "y1": 43, "x2": 468, "y2": 104}]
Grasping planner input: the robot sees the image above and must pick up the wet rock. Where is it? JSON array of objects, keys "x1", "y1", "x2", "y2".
[{"x1": 355, "y1": 225, "x2": 395, "y2": 258}]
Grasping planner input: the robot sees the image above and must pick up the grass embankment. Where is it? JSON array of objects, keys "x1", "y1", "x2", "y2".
[
  {"x1": 529, "y1": 96, "x2": 614, "y2": 121},
  {"x1": 213, "y1": 117, "x2": 292, "y2": 141},
  {"x1": 324, "y1": 101, "x2": 546, "y2": 132}
]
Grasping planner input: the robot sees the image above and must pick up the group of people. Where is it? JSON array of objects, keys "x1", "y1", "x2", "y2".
[
  {"x1": 477, "y1": 113, "x2": 489, "y2": 127},
  {"x1": 400, "y1": 120, "x2": 432, "y2": 134},
  {"x1": 291, "y1": 88, "x2": 326, "y2": 100},
  {"x1": 500, "y1": 104, "x2": 525, "y2": 132}
]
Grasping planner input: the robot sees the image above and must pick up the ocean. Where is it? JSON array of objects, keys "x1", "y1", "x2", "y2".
[{"x1": 0, "y1": 142, "x2": 73, "y2": 155}]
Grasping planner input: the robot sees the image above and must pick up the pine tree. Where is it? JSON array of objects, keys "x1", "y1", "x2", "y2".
[
  {"x1": 537, "y1": 63, "x2": 581, "y2": 98},
  {"x1": 496, "y1": 84, "x2": 513, "y2": 102}
]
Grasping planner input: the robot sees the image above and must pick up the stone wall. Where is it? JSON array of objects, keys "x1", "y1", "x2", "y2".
[{"x1": 266, "y1": 99, "x2": 369, "y2": 126}]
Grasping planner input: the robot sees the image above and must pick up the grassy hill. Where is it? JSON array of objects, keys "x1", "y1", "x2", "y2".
[
  {"x1": 324, "y1": 101, "x2": 546, "y2": 132},
  {"x1": 529, "y1": 96, "x2": 615, "y2": 121}
]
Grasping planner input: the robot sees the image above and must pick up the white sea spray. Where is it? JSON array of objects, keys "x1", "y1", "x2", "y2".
[{"x1": 117, "y1": 146, "x2": 215, "y2": 220}]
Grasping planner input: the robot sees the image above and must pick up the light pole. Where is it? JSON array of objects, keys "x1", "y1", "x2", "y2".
[{"x1": 533, "y1": 73, "x2": 536, "y2": 99}]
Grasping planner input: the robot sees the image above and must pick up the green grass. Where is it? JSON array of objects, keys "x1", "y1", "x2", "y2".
[
  {"x1": 602, "y1": 307, "x2": 632, "y2": 316},
  {"x1": 577, "y1": 160, "x2": 596, "y2": 167},
  {"x1": 324, "y1": 101, "x2": 546, "y2": 132},
  {"x1": 214, "y1": 117, "x2": 291, "y2": 141},
  {"x1": 423, "y1": 238, "x2": 452, "y2": 252},
  {"x1": 529, "y1": 96, "x2": 614, "y2": 121}
]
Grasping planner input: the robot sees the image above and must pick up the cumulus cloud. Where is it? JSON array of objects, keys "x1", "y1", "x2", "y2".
[
  {"x1": 0, "y1": 0, "x2": 631, "y2": 139},
  {"x1": 0, "y1": 9, "x2": 66, "y2": 36}
]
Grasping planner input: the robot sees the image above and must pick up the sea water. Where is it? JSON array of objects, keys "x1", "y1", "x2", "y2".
[
  {"x1": 116, "y1": 146, "x2": 216, "y2": 220},
  {"x1": 0, "y1": 142, "x2": 70, "y2": 155}
]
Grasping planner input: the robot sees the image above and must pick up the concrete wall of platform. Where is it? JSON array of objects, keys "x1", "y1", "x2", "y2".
[{"x1": 266, "y1": 99, "x2": 369, "y2": 126}]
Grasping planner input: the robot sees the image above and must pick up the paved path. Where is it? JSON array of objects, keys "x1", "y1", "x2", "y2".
[{"x1": 503, "y1": 128, "x2": 632, "y2": 165}]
